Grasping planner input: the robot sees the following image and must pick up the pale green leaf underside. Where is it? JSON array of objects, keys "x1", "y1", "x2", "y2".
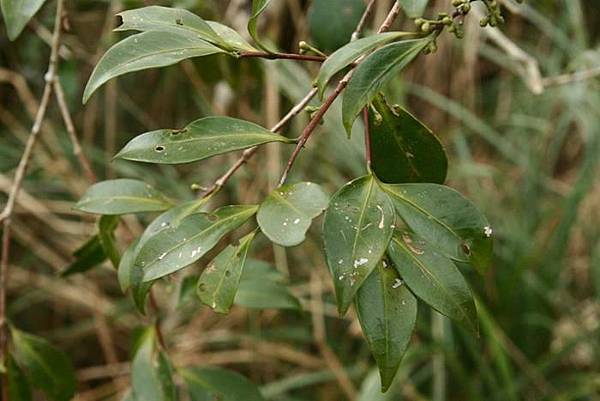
[
  {"x1": 115, "y1": 116, "x2": 292, "y2": 164},
  {"x1": 75, "y1": 179, "x2": 172, "y2": 215},
  {"x1": 356, "y1": 263, "x2": 417, "y2": 392},
  {"x1": 257, "y1": 182, "x2": 329, "y2": 247},
  {"x1": 1, "y1": 0, "x2": 46, "y2": 40},
  {"x1": 197, "y1": 231, "x2": 256, "y2": 313},
  {"x1": 83, "y1": 30, "x2": 224, "y2": 103},
  {"x1": 388, "y1": 231, "x2": 478, "y2": 334},
  {"x1": 342, "y1": 38, "x2": 431, "y2": 136},
  {"x1": 137, "y1": 205, "x2": 258, "y2": 281},
  {"x1": 323, "y1": 175, "x2": 395, "y2": 314}
]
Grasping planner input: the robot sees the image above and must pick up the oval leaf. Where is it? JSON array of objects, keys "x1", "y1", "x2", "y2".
[
  {"x1": 257, "y1": 182, "x2": 329, "y2": 247},
  {"x1": 382, "y1": 183, "x2": 493, "y2": 271},
  {"x1": 83, "y1": 30, "x2": 224, "y2": 103},
  {"x1": 75, "y1": 179, "x2": 172, "y2": 215},
  {"x1": 115, "y1": 117, "x2": 293, "y2": 164},
  {"x1": 1, "y1": 0, "x2": 46, "y2": 41},
  {"x1": 316, "y1": 32, "x2": 411, "y2": 97},
  {"x1": 197, "y1": 231, "x2": 256, "y2": 313},
  {"x1": 182, "y1": 366, "x2": 265, "y2": 401},
  {"x1": 342, "y1": 37, "x2": 431, "y2": 136},
  {"x1": 368, "y1": 94, "x2": 447, "y2": 184},
  {"x1": 323, "y1": 175, "x2": 395, "y2": 315},
  {"x1": 7, "y1": 354, "x2": 32, "y2": 401},
  {"x1": 388, "y1": 231, "x2": 478, "y2": 334},
  {"x1": 10, "y1": 328, "x2": 76, "y2": 401},
  {"x1": 131, "y1": 329, "x2": 176, "y2": 401},
  {"x1": 355, "y1": 262, "x2": 417, "y2": 392},
  {"x1": 138, "y1": 205, "x2": 258, "y2": 281}
]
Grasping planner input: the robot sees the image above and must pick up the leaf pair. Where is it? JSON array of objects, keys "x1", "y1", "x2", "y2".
[{"x1": 8, "y1": 327, "x2": 77, "y2": 401}]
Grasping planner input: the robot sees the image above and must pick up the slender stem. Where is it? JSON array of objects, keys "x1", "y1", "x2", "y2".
[
  {"x1": 201, "y1": 87, "x2": 318, "y2": 198},
  {"x1": 362, "y1": 107, "x2": 372, "y2": 170},
  {"x1": 278, "y1": 2, "x2": 403, "y2": 186},
  {"x1": 238, "y1": 51, "x2": 325, "y2": 63},
  {"x1": 0, "y1": 0, "x2": 64, "y2": 396},
  {"x1": 351, "y1": 0, "x2": 377, "y2": 41}
]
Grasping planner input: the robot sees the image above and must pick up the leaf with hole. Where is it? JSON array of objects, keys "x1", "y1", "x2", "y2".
[
  {"x1": 342, "y1": 37, "x2": 431, "y2": 136},
  {"x1": 197, "y1": 231, "x2": 256, "y2": 313},
  {"x1": 75, "y1": 179, "x2": 172, "y2": 215},
  {"x1": 382, "y1": 183, "x2": 493, "y2": 271},
  {"x1": 368, "y1": 94, "x2": 447, "y2": 184},
  {"x1": 1, "y1": 0, "x2": 46, "y2": 41},
  {"x1": 115, "y1": 117, "x2": 293, "y2": 164},
  {"x1": 258, "y1": 182, "x2": 329, "y2": 247},
  {"x1": 182, "y1": 366, "x2": 266, "y2": 401},
  {"x1": 131, "y1": 329, "x2": 176, "y2": 401},
  {"x1": 7, "y1": 353, "x2": 32, "y2": 401},
  {"x1": 388, "y1": 231, "x2": 478, "y2": 334},
  {"x1": 398, "y1": 0, "x2": 430, "y2": 18},
  {"x1": 315, "y1": 32, "x2": 413, "y2": 98},
  {"x1": 137, "y1": 205, "x2": 258, "y2": 281},
  {"x1": 323, "y1": 175, "x2": 395, "y2": 314},
  {"x1": 10, "y1": 328, "x2": 76, "y2": 401},
  {"x1": 355, "y1": 262, "x2": 417, "y2": 392},
  {"x1": 83, "y1": 31, "x2": 225, "y2": 103}
]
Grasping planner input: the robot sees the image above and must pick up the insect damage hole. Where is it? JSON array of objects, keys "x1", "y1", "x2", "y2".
[{"x1": 155, "y1": 145, "x2": 165, "y2": 152}]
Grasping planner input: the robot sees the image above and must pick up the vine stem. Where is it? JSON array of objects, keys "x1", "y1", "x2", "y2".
[
  {"x1": 0, "y1": 0, "x2": 64, "y2": 397},
  {"x1": 278, "y1": 1, "x2": 403, "y2": 186},
  {"x1": 238, "y1": 51, "x2": 325, "y2": 63}
]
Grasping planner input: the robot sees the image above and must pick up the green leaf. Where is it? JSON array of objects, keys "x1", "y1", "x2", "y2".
[
  {"x1": 138, "y1": 205, "x2": 258, "y2": 281},
  {"x1": 118, "y1": 239, "x2": 152, "y2": 314},
  {"x1": 355, "y1": 262, "x2": 417, "y2": 392},
  {"x1": 382, "y1": 183, "x2": 493, "y2": 271},
  {"x1": 1, "y1": 0, "x2": 46, "y2": 41},
  {"x1": 308, "y1": 0, "x2": 365, "y2": 53},
  {"x1": 115, "y1": 117, "x2": 292, "y2": 165},
  {"x1": 197, "y1": 231, "x2": 256, "y2": 313},
  {"x1": 83, "y1": 30, "x2": 224, "y2": 103},
  {"x1": 6, "y1": 354, "x2": 32, "y2": 401},
  {"x1": 61, "y1": 235, "x2": 106, "y2": 276},
  {"x1": 75, "y1": 179, "x2": 172, "y2": 215},
  {"x1": 10, "y1": 328, "x2": 76, "y2": 401},
  {"x1": 257, "y1": 182, "x2": 329, "y2": 247},
  {"x1": 178, "y1": 274, "x2": 199, "y2": 308},
  {"x1": 388, "y1": 231, "x2": 478, "y2": 334},
  {"x1": 98, "y1": 215, "x2": 121, "y2": 268},
  {"x1": 116, "y1": 6, "x2": 226, "y2": 48},
  {"x1": 181, "y1": 366, "x2": 265, "y2": 401},
  {"x1": 323, "y1": 175, "x2": 395, "y2": 315},
  {"x1": 315, "y1": 32, "x2": 411, "y2": 98},
  {"x1": 342, "y1": 37, "x2": 431, "y2": 136},
  {"x1": 398, "y1": 0, "x2": 430, "y2": 18},
  {"x1": 248, "y1": 0, "x2": 274, "y2": 52},
  {"x1": 235, "y1": 279, "x2": 301, "y2": 310},
  {"x1": 207, "y1": 21, "x2": 255, "y2": 52},
  {"x1": 131, "y1": 329, "x2": 176, "y2": 401},
  {"x1": 368, "y1": 94, "x2": 447, "y2": 184},
  {"x1": 241, "y1": 259, "x2": 285, "y2": 283}
]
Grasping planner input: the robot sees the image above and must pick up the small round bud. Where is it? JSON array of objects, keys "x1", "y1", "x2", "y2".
[
  {"x1": 415, "y1": 18, "x2": 425, "y2": 26},
  {"x1": 452, "y1": 0, "x2": 462, "y2": 6},
  {"x1": 442, "y1": 16, "x2": 452, "y2": 25},
  {"x1": 421, "y1": 22, "x2": 431, "y2": 33},
  {"x1": 480, "y1": 16, "x2": 489, "y2": 27},
  {"x1": 462, "y1": 3, "x2": 471, "y2": 12}
]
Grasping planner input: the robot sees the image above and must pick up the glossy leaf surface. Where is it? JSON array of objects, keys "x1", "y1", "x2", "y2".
[
  {"x1": 315, "y1": 32, "x2": 410, "y2": 97},
  {"x1": 137, "y1": 205, "x2": 258, "y2": 281},
  {"x1": 182, "y1": 366, "x2": 265, "y2": 401},
  {"x1": 257, "y1": 182, "x2": 329, "y2": 247},
  {"x1": 368, "y1": 94, "x2": 447, "y2": 184},
  {"x1": 388, "y1": 231, "x2": 478, "y2": 333},
  {"x1": 1, "y1": 0, "x2": 46, "y2": 40},
  {"x1": 75, "y1": 179, "x2": 172, "y2": 215},
  {"x1": 323, "y1": 175, "x2": 395, "y2": 314},
  {"x1": 356, "y1": 263, "x2": 417, "y2": 392},
  {"x1": 383, "y1": 183, "x2": 493, "y2": 270},
  {"x1": 10, "y1": 328, "x2": 76, "y2": 401},
  {"x1": 115, "y1": 117, "x2": 292, "y2": 164},
  {"x1": 83, "y1": 30, "x2": 224, "y2": 103},
  {"x1": 197, "y1": 231, "x2": 255, "y2": 313},
  {"x1": 342, "y1": 38, "x2": 430, "y2": 136}
]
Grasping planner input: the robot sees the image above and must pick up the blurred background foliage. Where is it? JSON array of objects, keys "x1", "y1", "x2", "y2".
[{"x1": 1, "y1": 0, "x2": 599, "y2": 400}]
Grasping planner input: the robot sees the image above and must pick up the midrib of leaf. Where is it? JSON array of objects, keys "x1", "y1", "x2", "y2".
[
  {"x1": 120, "y1": 18, "x2": 221, "y2": 44},
  {"x1": 392, "y1": 237, "x2": 473, "y2": 330},
  {"x1": 18, "y1": 336, "x2": 61, "y2": 390},
  {"x1": 379, "y1": 267, "x2": 391, "y2": 370},
  {"x1": 154, "y1": 132, "x2": 288, "y2": 146},
  {"x1": 210, "y1": 250, "x2": 238, "y2": 308},
  {"x1": 271, "y1": 191, "x2": 305, "y2": 216},
  {"x1": 77, "y1": 195, "x2": 169, "y2": 207},
  {"x1": 350, "y1": 177, "x2": 375, "y2": 266}
]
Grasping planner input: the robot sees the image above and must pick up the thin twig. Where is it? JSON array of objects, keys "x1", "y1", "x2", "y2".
[
  {"x1": 542, "y1": 66, "x2": 600, "y2": 88},
  {"x1": 0, "y1": 0, "x2": 65, "y2": 396},
  {"x1": 351, "y1": 0, "x2": 377, "y2": 41},
  {"x1": 362, "y1": 107, "x2": 372, "y2": 170},
  {"x1": 278, "y1": 1, "x2": 403, "y2": 186},
  {"x1": 238, "y1": 51, "x2": 325, "y2": 63},
  {"x1": 201, "y1": 87, "x2": 318, "y2": 197}
]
